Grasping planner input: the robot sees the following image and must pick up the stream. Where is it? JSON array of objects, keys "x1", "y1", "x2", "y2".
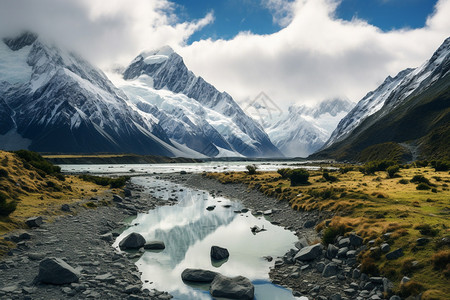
[{"x1": 112, "y1": 176, "x2": 306, "y2": 300}]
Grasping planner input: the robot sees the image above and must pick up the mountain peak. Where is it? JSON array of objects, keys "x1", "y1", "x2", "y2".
[
  {"x1": 138, "y1": 45, "x2": 175, "y2": 65},
  {"x1": 3, "y1": 31, "x2": 38, "y2": 51}
]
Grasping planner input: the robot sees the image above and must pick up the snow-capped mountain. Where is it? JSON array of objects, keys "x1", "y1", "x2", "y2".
[
  {"x1": 263, "y1": 99, "x2": 354, "y2": 157},
  {"x1": 315, "y1": 36, "x2": 450, "y2": 161},
  {"x1": 116, "y1": 46, "x2": 282, "y2": 158},
  {"x1": 0, "y1": 32, "x2": 181, "y2": 156},
  {"x1": 324, "y1": 36, "x2": 450, "y2": 150}
]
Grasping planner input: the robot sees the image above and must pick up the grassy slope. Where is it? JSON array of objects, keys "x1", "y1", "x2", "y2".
[
  {"x1": 207, "y1": 167, "x2": 450, "y2": 299},
  {"x1": 0, "y1": 151, "x2": 112, "y2": 255}
]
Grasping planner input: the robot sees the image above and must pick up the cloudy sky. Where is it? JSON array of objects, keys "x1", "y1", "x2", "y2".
[{"x1": 0, "y1": 0, "x2": 449, "y2": 109}]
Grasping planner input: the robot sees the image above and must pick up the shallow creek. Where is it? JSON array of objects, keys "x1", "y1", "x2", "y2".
[{"x1": 113, "y1": 177, "x2": 307, "y2": 300}]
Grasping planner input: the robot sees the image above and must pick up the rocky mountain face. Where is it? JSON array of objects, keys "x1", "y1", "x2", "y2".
[
  {"x1": 263, "y1": 99, "x2": 354, "y2": 157},
  {"x1": 0, "y1": 32, "x2": 179, "y2": 155},
  {"x1": 119, "y1": 47, "x2": 282, "y2": 158},
  {"x1": 315, "y1": 37, "x2": 450, "y2": 161}
]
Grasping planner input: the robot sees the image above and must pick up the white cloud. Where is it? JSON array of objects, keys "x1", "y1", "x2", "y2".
[
  {"x1": 0, "y1": 0, "x2": 448, "y2": 111},
  {"x1": 178, "y1": 0, "x2": 450, "y2": 108}
]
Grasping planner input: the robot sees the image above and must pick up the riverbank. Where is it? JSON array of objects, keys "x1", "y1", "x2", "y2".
[
  {"x1": 160, "y1": 173, "x2": 385, "y2": 300},
  {"x1": 0, "y1": 182, "x2": 172, "y2": 300}
]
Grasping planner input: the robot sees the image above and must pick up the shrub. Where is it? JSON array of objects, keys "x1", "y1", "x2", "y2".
[
  {"x1": 398, "y1": 179, "x2": 409, "y2": 184},
  {"x1": 339, "y1": 166, "x2": 353, "y2": 174},
  {"x1": 431, "y1": 160, "x2": 450, "y2": 171},
  {"x1": 400, "y1": 281, "x2": 425, "y2": 297},
  {"x1": 13, "y1": 150, "x2": 61, "y2": 175},
  {"x1": 288, "y1": 169, "x2": 309, "y2": 186},
  {"x1": 386, "y1": 165, "x2": 400, "y2": 178},
  {"x1": 79, "y1": 175, "x2": 130, "y2": 188},
  {"x1": 416, "y1": 183, "x2": 431, "y2": 190},
  {"x1": 414, "y1": 160, "x2": 429, "y2": 168},
  {"x1": 361, "y1": 160, "x2": 396, "y2": 175},
  {"x1": 246, "y1": 164, "x2": 257, "y2": 175},
  {"x1": 0, "y1": 192, "x2": 17, "y2": 216},
  {"x1": 0, "y1": 168, "x2": 8, "y2": 178},
  {"x1": 415, "y1": 224, "x2": 439, "y2": 236},
  {"x1": 323, "y1": 172, "x2": 338, "y2": 182},
  {"x1": 361, "y1": 257, "x2": 379, "y2": 276},
  {"x1": 410, "y1": 175, "x2": 433, "y2": 186},
  {"x1": 277, "y1": 168, "x2": 292, "y2": 179},
  {"x1": 322, "y1": 225, "x2": 346, "y2": 245}
]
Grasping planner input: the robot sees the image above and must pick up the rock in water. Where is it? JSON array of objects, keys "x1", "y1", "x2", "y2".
[
  {"x1": 294, "y1": 243, "x2": 323, "y2": 261},
  {"x1": 211, "y1": 246, "x2": 229, "y2": 261},
  {"x1": 181, "y1": 269, "x2": 218, "y2": 282},
  {"x1": 144, "y1": 241, "x2": 165, "y2": 250},
  {"x1": 119, "y1": 232, "x2": 146, "y2": 250},
  {"x1": 36, "y1": 257, "x2": 80, "y2": 284},
  {"x1": 210, "y1": 274, "x2": 254, "y2": 300}
]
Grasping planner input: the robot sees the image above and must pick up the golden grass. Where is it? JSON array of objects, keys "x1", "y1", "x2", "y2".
[
  {"x1": 206, "y1": 166, "x2": 450, "y2": 298},
  {"x1": 0, "y1": 151, "x2": 113, "y2": 256}
]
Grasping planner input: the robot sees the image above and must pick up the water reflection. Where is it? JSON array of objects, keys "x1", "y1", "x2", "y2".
[{"x1": 114, "y1": 177, "x2": 306, "y2": 300}]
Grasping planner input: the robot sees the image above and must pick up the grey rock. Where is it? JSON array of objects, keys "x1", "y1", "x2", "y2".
[
  {"x1": 295, "y1": 237, "x2": 309, "y2": 250},
  {"x1": 400, "y1": 276, "x2": 410, "y2": 285},
  {"x1": 337, "y1": 247, "x2": 348, "y2": 258},
  {"x1": 383, "y1": 277, "x2": 393, "y2": 294},
  {"x1": 36, "y1": 257, "x2": 80, "y2": 284},
  {"x1": 124, "y1": 189, "x2": 132, "y2": 197},
  {"x1": 125, "y1": 285, "x2": 141, "y2": 294},
  {"x1": 329, "y1": 293, "x2": 342, "y2": 300},
  {"x1": 303, "y1": 220, "x2": 316, "y2": 228},
  {"x1": 363, "y1": 282, "x2": 374, "y2": 290},
  {"x1": 100, "y1": 233, "x2": 113, "y2": 242},
  {"x1": 416, "y1": 237, "x2": 429, "y2": 246},
  {"x1": 370, "y1": 277, "x2": 383, "y2": 284},
  {"x1": 349, "y1": 234, "x2": 363, "y2": 247},
  {"x1": 144, "y1": 241, "x2": 165, "y2": 250},
  {"x1": 316, "y1": 262, "x2": 326, "y2": 273},
  {"x1": 380, "y1": 243, "x2": 390, "y2": 253},
  {"x1": 119, "y1": 233, "x2": 146, "y2": 250},
  {"x1": 263, "y1": 209, "x2": 273, "y2": 215},
  {"x1": 389, "y1": 296, "x2": 401, "y2": 300},
  {"x1": 346, "y1": 250, "x2": 357, "y2": 258},
  {"x1": 343, "y1": 288, "x2": 357, "y2": 296},
  {"x1": 338, "y1": 237, "x2": 350, "y2": 248},
  {"x1": 112, "y1": 195, "x2": 123, "y2": 202},
  {"x1": 25, "y1": 216, "x2": 43, "y2": 228},
  {"x1": 322, "y1": 263, "x2": 339, "y2": 277},
  {"x1": 383, "y1": 232, "x2": 393, "y2": 239},
  {"x1": 326, "y1": 244, "x2": 339, "y2": 259},
  {"x1": 206, "y1": 205, "x2": 216, "y2": 211},
  {"x1": 386, "y1": 248, "x2": 404, "y2": 260},
  {"x1": 28, "y1": 252, "x2": 45, "y2": 261},
  {"x1": 1, "y1": 285, "x2": 18, "y2": 292},
  {"x1": 294, "y1": 243, "x2": 323, "y2": 261},
  {"x1": 211, "y1": 246, "x2": 229, "y2": 260},
  {"x1": 210, "y1": 274, "x2": 254, "y2": 300},
  {"x1": 61, "y1": 204, "x2": 71, "y2": 212},
  {"x1": 352, "y1": 268, "x2": 361, "y2": 279},
  {"x1": 181, "y1": 269, "x2": 218, "y2": 282}
]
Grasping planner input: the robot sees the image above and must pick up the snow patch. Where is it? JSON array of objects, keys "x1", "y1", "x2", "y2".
[{"x1": 143, "y1": 55, "x2": 169, "y2": 65}]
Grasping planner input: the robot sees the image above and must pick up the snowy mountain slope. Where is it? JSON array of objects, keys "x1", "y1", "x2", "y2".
[
  {"x1": 314, "y1": 37, "x2": 450, "y2": 161},
  {"x1": 264, "y1": 99, "x2": 354, "y2": 157},
  {"x1": 324, "y1": 37, "x2": 450, "y2": 150},
  {"x1": 0, "y1": 32, "x2": 181, "y2": 156},
  {"x1": 119, "y1": 47, "x2": 283, "y2": 158}
]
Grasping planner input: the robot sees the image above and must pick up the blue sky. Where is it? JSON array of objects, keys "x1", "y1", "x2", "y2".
[{"x1": 173, "y1": 0, "x2": 438, "y2": 44}]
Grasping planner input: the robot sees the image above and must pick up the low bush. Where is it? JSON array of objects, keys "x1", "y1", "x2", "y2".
[
  {"x1": 416, "y1": 183, "x2": 431, "y2": 190},
  {"x1": 13, "y1": 150, "x2": 61, "y2": 175},
  {"x1": 246, "y1": 164, "x2": 257, "y2": 175},
  {"x1": 386, "y1": 165, "x2": 400, "y2": 178},
  {"x1": 414, "y1": 160, "x2": 429, "y2": 168},
  {"x1": 431, "y1": 160, "x2": 450, "y2": 171},
  {"x1": 410, "y1": 175, "x2": 434, "y2": 186},
  {"x1": 0, "y1": 192, "x2": 17, "y2": 216},
  {"x1": 360, "y1": 160, "x2": 396, "y2": 175},
  {"x1": 322, "y1": 225, "x2": 346, "y2": 245},
  {"x1": 0, "y1": 168, "x2": 8, "y2": 178},
  {"x1": 415, "y1": 224, "x2": 439, "y2": 236},
  {"x1": 398, "y1": 179, "x2": 409, "y2": 184},
  {"x1": 277, "y1": 168, "x2": 292, "y2": 179},
  {"x1": 323, "y1": 171, "x2": 338, "y2": 182},
  {"x1": 360, "y1": 257, "x2": 379, "y2": 276},
  {"x1": 79, "y1": 175, "x2": 130, "y2": 188},
  {"x1": 288, "y1": 169, "x2": 309, "y2": 186},
  {"x1": 339, "y1": 166, "x2": 353, "y2": 174},
  {"x1": 400, "y1": 281, "x2": 425, "y2": 298}
]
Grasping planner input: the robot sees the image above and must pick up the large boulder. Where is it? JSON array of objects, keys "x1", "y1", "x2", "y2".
[
  {"x1": 349, "y1": 233, "x2": 363, "y2": 247},
  {"x1": 36, "y1": 257, "x2": 80, "y2": 284},
  {"x1": 295, "y1": 237, "x2": 309, "y2": 250},
  {"x1": 211, "y1": 246, "x2": 229, "y2": 261},
  {"x1": 326, "y1": 244, "x2": 339, "y2": 259},
  {"x1": 210, "y1": 274, "x2": 254, "y2": 300},
  {"x1": 322, "y1": 263, "x2": 339, "y2": 278},
  {"x1": 294, "y1": 243, "x2": 323, "y2": 261},
  {"x1": 119, "y1": 232, "x2": 146, "y2": 250},
  {"x1": 181, "y1": 269, "x2": 218, "y2": 283}
]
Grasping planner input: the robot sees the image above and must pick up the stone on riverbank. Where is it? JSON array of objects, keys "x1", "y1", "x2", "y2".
[
  {"x1": 181, "y1": 269, "x2": 218, "y2": 282},
  {"x1": 210, "y1": 274, "x2": 254, "y2": 300},
  {"x1": 144, "y1": 241, "x2": 165, "y2": 250},
  {"x1": 294, "y1": 243, "x2": 323, "y2": 261},
  {"x1": 26, "y1": 216, "x2": 43, "y2": 228},
  {"x1": 36, "y1": 257, "x2": 80, "y2": 284},
  {"x1": 211, "y1": 246, "x2": 229, "y2": 260},
  {"x1": 119, "y1": 233, "x2": 146, "y2": 250}
]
